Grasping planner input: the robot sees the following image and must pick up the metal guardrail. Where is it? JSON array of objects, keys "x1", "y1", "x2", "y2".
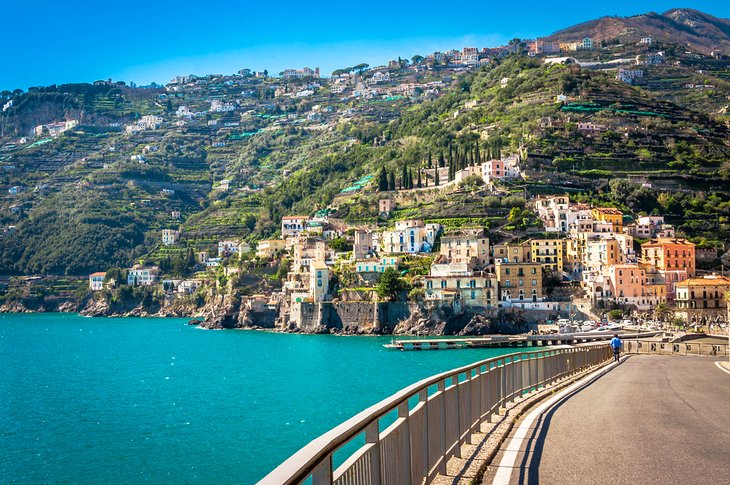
[
  {"x1": 624, "y1": 340, "x2": 729, "y2": 358},
  {"x1": 259, "y1": 345, "x2": 612, "y2": 485}
]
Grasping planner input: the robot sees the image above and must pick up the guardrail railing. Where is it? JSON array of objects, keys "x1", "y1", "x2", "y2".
[
  {"x1": 259, "y1": 345, "x2": 612, "y2": 485},
  {"x1": 624, "y1": 339, "x2": 729, "y2": 357}
]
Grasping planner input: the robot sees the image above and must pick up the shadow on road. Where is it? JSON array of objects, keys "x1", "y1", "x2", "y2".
[{"x1": 515, "y1": 357, "x2": 629, "y2": 484}]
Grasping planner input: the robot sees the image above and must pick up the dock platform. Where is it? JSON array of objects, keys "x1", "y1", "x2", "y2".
[{"x1": 384, "y1": 331, "x2": 660, "y2": 351}]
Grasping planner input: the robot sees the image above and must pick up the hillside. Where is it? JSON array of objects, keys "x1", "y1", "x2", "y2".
[
  {"x1": 544, "y1": 9, "x2": 730, "y2": 54},
  {"x1": 1, "y1": 9, "x2": 730, "y2": 278}
]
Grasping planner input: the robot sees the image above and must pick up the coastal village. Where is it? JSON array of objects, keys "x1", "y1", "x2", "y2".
[
  {"x1": 2, "y1": 26, "x2": 729, "y2": 333},
  {"x1": 85, "y1": 157, "x2": 729, "y2": 333}
]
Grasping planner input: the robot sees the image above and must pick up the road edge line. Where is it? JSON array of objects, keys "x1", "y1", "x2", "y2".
[{"x1": 714, "y1": 361, "x2": 730, "y2": 375}]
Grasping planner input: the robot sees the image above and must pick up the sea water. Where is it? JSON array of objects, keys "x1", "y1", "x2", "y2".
[{"x1": 0, "y1": 313, "x2": 516, "y2": 484}]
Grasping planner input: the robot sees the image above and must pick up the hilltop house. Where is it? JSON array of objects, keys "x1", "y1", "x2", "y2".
[
  {"x1": 218, "y1": 240, "x2": 250, "y2": 257},
  {"x1": 281, "y1": 216, "x2": 309, "y2": 238},
  {"x1": 161, "y1": 229, "x2": 179, "y2": 246}
]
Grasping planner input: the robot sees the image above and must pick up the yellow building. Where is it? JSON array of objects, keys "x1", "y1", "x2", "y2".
[
  {"x1": 256, "y1": 239, "x2": 287, "y2": 259},
  {"x1": 493, "y1": 242, "x2": 530, "y2": 264},
  {"x1": 591, "y1": 207, "x2": 623, "y2": 232},
  {"x1": 528, "y1": 238, "x2": 564, "y2": 273},
  {"x1": 495, "y1": 261, "x2": 543, "y2": 303}
]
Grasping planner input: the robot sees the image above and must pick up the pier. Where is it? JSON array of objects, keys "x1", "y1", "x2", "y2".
[{"x1": 384, "y1": 331, "x2": 661, "y2": 351}]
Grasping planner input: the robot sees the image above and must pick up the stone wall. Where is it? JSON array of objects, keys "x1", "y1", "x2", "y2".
[{"x1": 291, "y1": 300, "x2": 416, "y2": 333}]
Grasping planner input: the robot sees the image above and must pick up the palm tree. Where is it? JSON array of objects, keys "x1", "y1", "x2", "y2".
[{"x1": 653, "y1": 303, "x2": 673, "y2": 325}]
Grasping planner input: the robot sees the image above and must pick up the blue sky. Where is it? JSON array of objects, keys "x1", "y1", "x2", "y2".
[{"x1": 2, "y1": 1, "x2": 729, "y2": 90}]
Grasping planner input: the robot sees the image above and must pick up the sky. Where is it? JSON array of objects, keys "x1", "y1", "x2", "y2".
[{"x1": 2, "y1": 1, "x2": 729, "y2": 91}]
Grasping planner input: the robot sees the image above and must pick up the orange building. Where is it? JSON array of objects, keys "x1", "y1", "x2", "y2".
[
  {"x1": 606, "y1": 264, "x2": 666, "y2": 310},
  {"x1": 641, "y1": 238, "x2": 696, "y2": 300}
]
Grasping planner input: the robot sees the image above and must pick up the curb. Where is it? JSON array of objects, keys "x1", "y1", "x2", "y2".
[{"x1": 468, "y1": 357, "x2": 618, "y2": 484}]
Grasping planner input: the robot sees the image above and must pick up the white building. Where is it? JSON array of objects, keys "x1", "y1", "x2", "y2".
[
  {"x1": 178, "y1": 279, "x2": 203, "y2": 294},
  {"x1": 281, "y1": 216, "x2": 309, "y2": 238},
  {"x1": 210, "y1": 100, "x2": 235, "y2": 112},
  {"x1": 89, "y1": 272, "x2": 106, "y2": 291},
  {"x1": 218, "y1": 240, "x2": 250, "y2": 257},
  {"x1": 616, "y1": 69, "x2": 644, "y2": 84},
  {"x1": 381, "y1": 220, "x2": 441, "y2": 254},
  {"x1": 310, "y1": 261, "x2": 330, "y2": 302},
  {"x1": 355, "y1": 256, "x2": 400, "y2": 273},
  {"x1": 161, "y1": 229, "x2": 179, "y2": 246},
  {"x1": 127, "y1": 265, "x2": 159, "y2": 286}
]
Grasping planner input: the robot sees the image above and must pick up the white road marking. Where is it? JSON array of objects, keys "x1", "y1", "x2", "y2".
[
  {"x1": 714, "y1": 361, "x2": 730, "y2": 375},
  {"x1": 491, "y1": 360, "x2": 619, "y2": 485}
]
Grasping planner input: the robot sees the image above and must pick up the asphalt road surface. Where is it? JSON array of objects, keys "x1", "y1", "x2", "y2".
[{"x1": 487, "y1": 355, "x2": 730, "y2": 485}]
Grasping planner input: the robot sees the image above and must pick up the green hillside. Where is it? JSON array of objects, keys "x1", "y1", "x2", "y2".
[{"x1": 1, "y1": 43, "x2": 730, "y2": 276}]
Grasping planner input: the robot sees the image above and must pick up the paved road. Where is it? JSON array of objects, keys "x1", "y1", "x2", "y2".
[{"x1": 488, "y1": 355, "x2": 730, "y2": 485}]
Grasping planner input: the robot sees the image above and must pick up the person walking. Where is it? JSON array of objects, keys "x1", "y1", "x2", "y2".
[{"x1": 610, "y1": 334, "x2": 622, "y2": 362}]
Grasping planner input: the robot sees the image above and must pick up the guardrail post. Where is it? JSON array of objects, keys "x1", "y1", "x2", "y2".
[
  {"x1": 453, "y1": 376, "x2": 462, "y2": 459},
  {"x1": 410, "y1": 389, "x2": 428, "y2": 484},
  {"x1": 365, "y1": 421, "x2": 381, "y2": 485},
  {"x1": 312, "y1": 455, "x2": 332, "y2": 485},
  {"x1": 397, "y1": 401, "x2": 411, "y2": 485},
  {"x1": 436, "y1": 380, "x2": 446, "y2": 475}
]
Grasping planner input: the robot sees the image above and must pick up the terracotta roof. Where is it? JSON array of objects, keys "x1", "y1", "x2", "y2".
[
  {"x1": 676, "y1": 276, "x2": 730, "y2": 287},
  {"x1": 593, "y1": 207, "x2": 623, "y2": 215},
  {"x1": 642, "y1": 238, "x2": 695, "y2": 246},
  {"x1": 282, "y1": 215, "x2": 307, "y2": 220},
  {"x1": 89, "y1": 272, "x2": 106, "y2": 277}
]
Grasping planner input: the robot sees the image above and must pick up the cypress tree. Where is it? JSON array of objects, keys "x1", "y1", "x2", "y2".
[
  {"x1": 378, "y1": 166, "x2": 388, "y2": 191},
  {"x1": 417, "y1": 169, "x2": 422, "y2": 188},
  {"x1": 427, "y1": 151, "x2": 432, "y2": 169},
  {"x1": 388, "y1": 170, "x2": 396, "y2": 191},
  {"x1": 401, "y1": 164, "x2": 408, "y2": 189},
  {"x1": 438, "y1": 151, "x2": 445, "y2": 168},
  {"x1": 475, "y1": 140, "x2": 480, "y2": 165},
  {"x1": 434, "y1": 167, "x2": 440, "y2": 186}
]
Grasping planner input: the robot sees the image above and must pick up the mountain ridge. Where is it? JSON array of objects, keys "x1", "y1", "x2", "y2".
[{"x1": 544, "y1": 8, "x2": 730, "y2": 54}]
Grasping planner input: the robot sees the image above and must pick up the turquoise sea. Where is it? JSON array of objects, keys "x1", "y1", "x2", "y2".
[{"x1": 0, "y1": 313, "x2": 516, "y2": 484}]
